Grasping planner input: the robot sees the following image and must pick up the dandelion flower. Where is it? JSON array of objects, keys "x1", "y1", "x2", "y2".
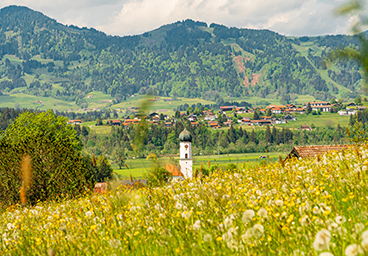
[
  {"x1": 203, "y1": 233, "x2": 212, "y2": 242},
  {"x1": 319, "y1": 252, "x2": 334, "y2": 256},
  {"x1": 336, "y1": 215, "x2": 346, "y2": 224},
  {"x1": 181, "y1": 211, "x2": 191, "y2": 219},
  {"x1": 224, "y1": 217, "x2": 233, "y2": 229},
  {"x1": 313, "y1": 206, "x2": 321, "y2": 214},
  {"x1": 241, "y1": 228, "x2": 254, "y2": 243},
  {"x1": 300, "y1": 216, "x2": 309, "y2": 226},
  {"x1": 197, "y1": 200, "x2": 204, "y2": 207},
  {"x1": 257, "y1": 208, "x2": 268, "y2": 218},
  {"x1": 242, "y1": 210, "x2": 255, "y2": 223},
  {"x1": 362, "y1": 230, "x2": 368, "y2": 241},
  {"x1": 313, "y1": 229, "x2": 331, "y2": 251},
  {"x1": 193, "y1": 220, "x2": 201, "y2": 230},
  {"x1": 253, "y1": 224, "x2": 264, "y2": 238},
  {"x1": 175, "y1": 202, "x2": 182, "y2": 210},
  {"x1": 275, "y1": 200, "x2": 284, "y2": 207},
  {"x1": 345, "y1": 244, "x2": 363, "y2": 256}
]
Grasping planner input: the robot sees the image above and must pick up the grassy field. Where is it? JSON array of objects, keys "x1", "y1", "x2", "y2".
[
  {"x1": 113, "y1": 152, "x2": 287, "y2": 178},
  {"x1": 276, "y1": 112, "x2": 350, "y2": 129},
  {"x1": 2, "y1": 144, "x2": 368, "y2": 255},
  {"x1": 111, "y1": 95, "x2": 216, "y2": 116},
  {"x1": 0, "y1": 93, "x2": 77, "y2": 111},
  {"x1": 226, "y1": 95, "x2": 316, "y2": 107}
]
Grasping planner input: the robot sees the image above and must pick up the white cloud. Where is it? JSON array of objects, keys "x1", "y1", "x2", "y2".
[{"x1": 0, "y1": 0, "x2": 364, "y2": 36}]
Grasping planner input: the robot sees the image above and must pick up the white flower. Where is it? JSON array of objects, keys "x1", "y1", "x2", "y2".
[
  {"x1": 85, "y1": 211, "x2": 93, "y2": 217},
  {"x1": 241, "y1": 228, "x2": 254, "y2": 243},
  {"x1": 275, "y1": 200, "x2": 284, "y2": 207},
  {"x1": 253, "y1": 224, "x2": 264, "y2": 238},
  {"x1": 224, "y1": 217, "x2": 233, "y2": 229},
  {"x1": 203, "y1": 234, "x2": 212, "y2": 242},
  {"x1": 313, "y1": 206, "x2": 321, "y2": 214},
  {"x1": 327, "y1": 222, "x2": 338, "y2": 232},
  {"x1": 147, "y1": 227, "x2": 154, "y2": 233},
  {"x1": 175, "y1": 202, "x2": 182, "y2": 210},
  {"x1": 362, "y1": 230, "x2": 368, "y2": 241},
  {"x1": 193, "y1": 220, "x2": 201, "y2": 230},
  {"x1": 300, "y1": 216, "x2": 309, "y2": 226},
  {"x1": 181, "y1": 211, "x2": 192, "y2": 219},
  {"x1": 242, "y1": 210, "x2": 255, "y2": 223},
  {"x1": 108, "y1": 239, "x2": 121, "y2": 248},
  {"x1": 361, "y1": 239, "x2": 368, "y2": 252},
  {"x1": 257, "y1": 208, "x2": 268, "y2": 218},
  {"x1": 319, "y1": 252, "x2": 334, "y2": 256},
  {"x1": 222, "y1": 194, "x2": 231, "y2": 200},
  {"x1": 313, "y1": 229, "x2": 331, "y2": 251},
  {"x1": 335, "y1": 215, "x2": 346, "y2": 224},
  {"x1": 197, "y1": 200, "x2": 204, "y2": 207},
  {"x1": 6, "y1": 223, "x2": 14, "y2": 230},
  {"x1": 345, "y1": 244, "x2": 363, "y2": 256}
]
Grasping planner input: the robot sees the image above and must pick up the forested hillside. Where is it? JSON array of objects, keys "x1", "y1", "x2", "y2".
[{"x1": 0, "y1": 5, "x2": 364, "y2": 108}]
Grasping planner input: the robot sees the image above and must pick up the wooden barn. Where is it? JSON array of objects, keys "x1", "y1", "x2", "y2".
[{"x1": 285, "y1": 145, "x2": 349, "y2": 161}]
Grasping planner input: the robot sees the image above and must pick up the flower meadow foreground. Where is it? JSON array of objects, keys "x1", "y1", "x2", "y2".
[{"x1": 2, "y1": 146, "x2": 368, "y2": 255}]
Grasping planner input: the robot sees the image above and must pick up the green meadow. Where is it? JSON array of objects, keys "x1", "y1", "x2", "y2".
[
  {"x1": 113, "y1": 151, "x2": 286, "y2": 178},
  {"x1": 277, "y1": 112, "x2": 350, "y2": 129},
  {"x1": 111, "y1": 95, "x2": 216, "y2": 116}
]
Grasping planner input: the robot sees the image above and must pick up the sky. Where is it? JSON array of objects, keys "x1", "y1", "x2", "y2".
[{"x1": 0, "y1": 0, "x2": 365, "y2": 37}]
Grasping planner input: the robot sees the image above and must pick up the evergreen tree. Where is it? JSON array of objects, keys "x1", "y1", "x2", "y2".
[
  {"x1": 250, "y1": 129, "x2": 257, "y2": 144},
  {"x1": 253, "y1": 110, "x2": 260, "y2": 120},
  {"x1": 272, "y1": 126, "x2": 277, "y2": 143},
  {"x1": 265, "y1": 125, "x2": 272, "y2": 143},
  {"x1": 175, "y1": 110, "x2": 180, "y2": 119},
  {"x1": 243, "y1": 129, "x2": 249, "y2": 144},
  {"x1": 306, "y1": 103, "x2": 312, "y2": 115}
]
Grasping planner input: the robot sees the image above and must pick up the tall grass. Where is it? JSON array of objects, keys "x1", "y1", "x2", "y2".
[{"x1": 1, "y1": 145, "x2": 368, "y2": 255}]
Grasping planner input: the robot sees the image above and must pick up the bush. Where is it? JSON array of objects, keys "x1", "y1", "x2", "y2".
[
  {"x1": 95, "y1": 155, "x2": 113, "y2": 182},
  {"x1": 0, "y1": 110, "x2": 95, "y2": 208},
  {"x1": 146, "y1": 165, "x2": 172, "y2": 187}
]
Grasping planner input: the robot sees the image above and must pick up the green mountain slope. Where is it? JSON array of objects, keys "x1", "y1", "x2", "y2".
[{"x1": 0, "y1": 5, "x2": 364, "y2": 109}]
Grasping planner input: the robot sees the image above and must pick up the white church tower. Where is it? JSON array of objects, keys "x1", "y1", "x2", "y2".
[{"x1": 179, "y1": 128, "x2": 193, "y2": 179}]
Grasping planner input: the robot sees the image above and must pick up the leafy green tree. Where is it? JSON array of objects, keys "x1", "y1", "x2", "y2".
[
  {"x1": 354, "y1": 97, "x2": 362, "y2": 105},
  {"x1": 167, "y1": 130, "x2": 178, "y2": 144},
  {"x1": 96, "y1": 117, "x2": 103, "y2": 126},
  {"x1": 187, "y1": 106, "x2": 193, "y2": 114},
  {"x1": 0, "y1": 110, "x2": 94, "y2": 207},
  {"x1": 112, "y1": 146, "x2": 125, "y2": 169},
  {"x1": 95, "y1": 155, "x2": 113, "y2": 182}
]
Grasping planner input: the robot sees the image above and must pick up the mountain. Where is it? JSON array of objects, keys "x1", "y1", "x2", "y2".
[{"x1": 0, "y1": 5, "x2": 364, "y2": 108}]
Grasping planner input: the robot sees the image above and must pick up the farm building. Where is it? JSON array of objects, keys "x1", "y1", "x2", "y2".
[{"x1": 285, "y1": 145, "x2": 349, "y2": 161}]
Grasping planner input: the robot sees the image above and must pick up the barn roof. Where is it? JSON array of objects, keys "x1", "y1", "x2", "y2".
[{"x1": 285, "y1": 145, "x2": 349, "y2": 161}]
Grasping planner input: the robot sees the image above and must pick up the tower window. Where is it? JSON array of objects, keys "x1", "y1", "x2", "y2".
[{"x1": 185, "y1": 153, "x2": 188, "y2": 159}]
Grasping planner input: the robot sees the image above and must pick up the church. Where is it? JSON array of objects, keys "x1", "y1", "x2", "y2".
[{"x1": 179, "y1": 128, "x2": 193, "y2": 179}]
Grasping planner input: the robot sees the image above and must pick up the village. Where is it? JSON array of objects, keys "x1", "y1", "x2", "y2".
[{"x1": 67, "y1": 99, "x2": 367, "y2": 131}]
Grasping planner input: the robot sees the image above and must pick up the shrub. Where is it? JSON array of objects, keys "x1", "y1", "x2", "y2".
[
  {"x1": 146, "y1": 165, "x2": 172, "y2": 187},
  {"x1": 0, "y1": 110, "x2": 95, "y2": 208},
  {"x1": 95, "y1": 155, "x2": 113, "y2": 182}
]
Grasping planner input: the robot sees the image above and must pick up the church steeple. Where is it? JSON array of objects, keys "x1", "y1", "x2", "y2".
[{"x1": 179, "y1": 128, "x2": 193, "y2": 179}]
